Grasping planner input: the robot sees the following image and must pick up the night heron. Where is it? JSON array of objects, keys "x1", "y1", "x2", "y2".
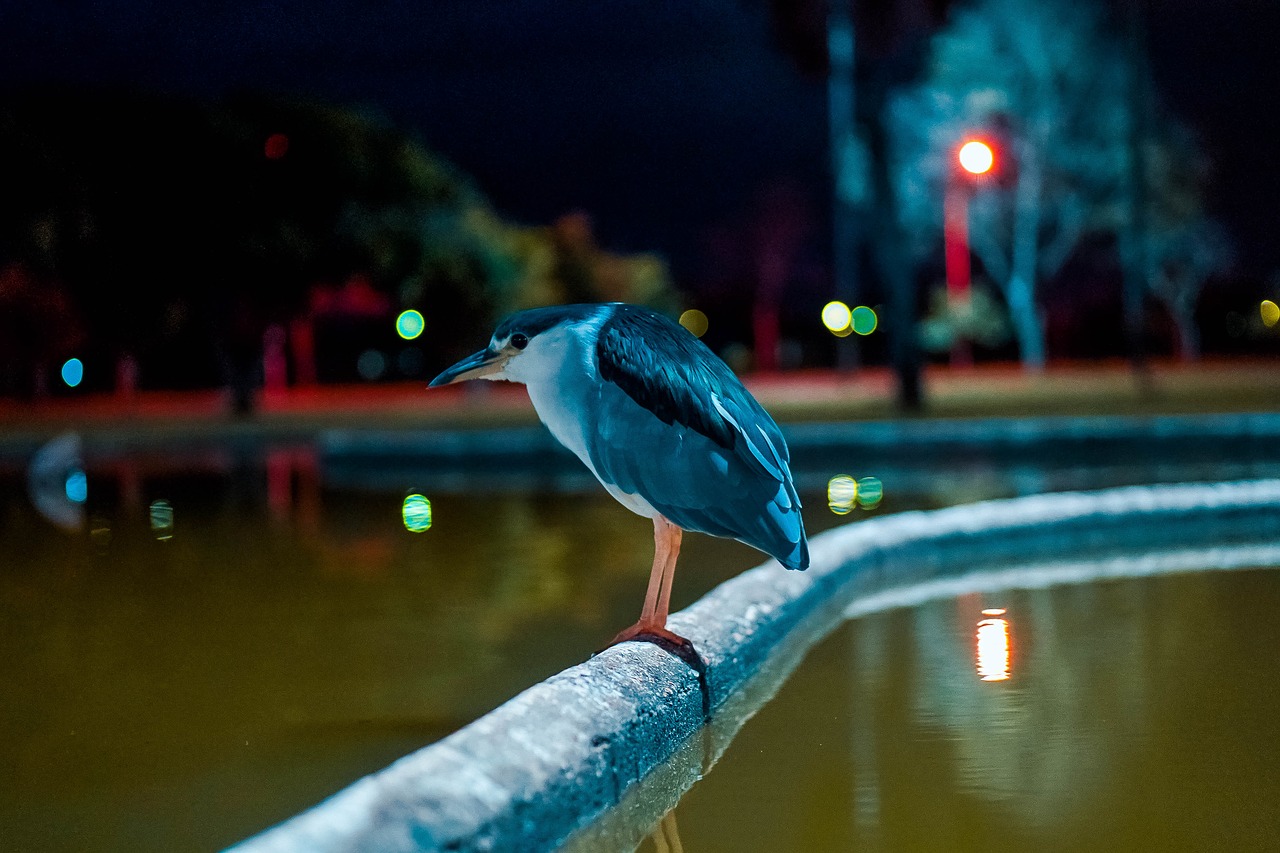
[{"x1": 430, "y1": 303, "x2": 808, "y2": 652}]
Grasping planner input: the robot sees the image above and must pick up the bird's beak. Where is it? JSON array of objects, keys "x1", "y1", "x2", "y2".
[{"x1": 429, "y1": 347, "x2": 509, "y2": 386}]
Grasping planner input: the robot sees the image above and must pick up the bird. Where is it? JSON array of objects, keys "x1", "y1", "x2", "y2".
[{"x1": 430, "y1": 303, "x2": 808, "y2": 653}]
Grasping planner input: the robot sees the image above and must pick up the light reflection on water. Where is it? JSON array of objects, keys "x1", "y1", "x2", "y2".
[
  {"x1": 4, "y1": 439, "x2": 1280, "y2": 852},
  {"x1": 630, "y1": 567, "x2": 1280, "y2": 853},
  {"x1": 975, "y1": 609, "x2": 1011, "y2": 682}
]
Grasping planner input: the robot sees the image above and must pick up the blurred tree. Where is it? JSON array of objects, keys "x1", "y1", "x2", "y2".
[
  {"x1": 1139, "y1": 127, "x2": 1233, "y2": 361},
  {"x1": 0, "y1": 88, "x2": 675, "y2": 402},
  {"x1": 888, "y1": 0, "x2": 1224, "y2": 369},
  {"x1": 889, "y1": 0, "x2": 1127, "y2": 370}
]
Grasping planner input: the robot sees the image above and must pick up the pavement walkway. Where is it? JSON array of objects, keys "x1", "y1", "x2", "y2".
[{"x1": 1, "y1": 360, "x2": 1278, "y2": 448}]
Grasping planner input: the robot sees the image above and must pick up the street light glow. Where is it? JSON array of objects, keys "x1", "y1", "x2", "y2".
[
  {"x1": 958, "y1": 139, "x2": 994, "y2": 175},
  {"x1": 822, "y1": 301, "x2": 853, "y2": 336}
]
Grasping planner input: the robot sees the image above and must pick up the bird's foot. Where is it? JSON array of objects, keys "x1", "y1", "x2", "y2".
[{"x1": 606, "y1": 621, "x2": 704, "y2": 672}]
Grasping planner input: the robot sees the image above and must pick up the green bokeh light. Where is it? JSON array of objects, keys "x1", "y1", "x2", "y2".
[
  {"x1": 396, "y1": 310, "x2": 425, "y2": 341},
  {"x1": 856, "y1": 476, "x2": 883, "y2": 508},
  {"x1": 851, "y1": 306, "x2": 878, "y2": 336},
  {"x1": 402, "y1": 494, "x2": 433, "y2": 532}
]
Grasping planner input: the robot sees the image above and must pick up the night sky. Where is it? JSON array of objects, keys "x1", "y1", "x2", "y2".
[{"x1": 3, "y1": 0, "x2": 1277, "y2": 283}]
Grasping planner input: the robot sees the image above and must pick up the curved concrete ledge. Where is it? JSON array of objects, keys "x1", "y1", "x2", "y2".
[
  {"x1": 319, "y1": 411, "x2": 1280, "y2": 467},
  {"x1": 228, "y1": 479, "x2": 1280, "y2": 853}
]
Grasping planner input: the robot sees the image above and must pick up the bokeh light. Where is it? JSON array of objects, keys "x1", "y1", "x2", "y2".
[
  {"x1": 357, "y1": 349, "x2": 387, "y2": 380},
  {"x1": 397, "y1": 347, "x2": 425, "y2": 376},
  {"x1": 856, "y1": 476, "x2": 883, "y2": 509},
  {"x1": 61, "y1": 358, "x2": 84, "y2": 388},
  {"x1": 958, "y1": 139, "x2": 994, "y2": 175},
  {"x1": 65, "y1": 469, "x2": 87, "y2": 504},
  {"x1": 396, "y1": 309, "x2": 425, "y2": 340},
  {"x1": 679, "y1": 309, "x2": 709, "y2": 338},
  {"x1": 402, "y1": 494, "x2": 433, "y2": 532},
  {"x1": 827, "y1": 475, "x2": 858, "y2": 515},
  {"x1": 1261, "y1": 300, "x2": 1279, "y2": 328},
  {"x1": 150, "y1": 499, "x2": 174, "y2": 541},
  {"x1": 822, "y1": 301, "x2": 853, "y2": 337},
  {"x1": 851, "y1": 305, "x2": 878, "y2": 335},
  {"x1": 264, "y1": 133, "x2": 289, "y2": 160}
]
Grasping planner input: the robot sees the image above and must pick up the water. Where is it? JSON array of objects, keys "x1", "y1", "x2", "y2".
[
  {"x1": 625, "y1": 565, "x2": 1280, "y2": 852},
  {"x1": 3, "y1": 434, "x2": 1280, "y2": 851}
]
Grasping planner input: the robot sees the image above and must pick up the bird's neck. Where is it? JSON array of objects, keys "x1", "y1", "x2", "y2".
[{"x1": 509, "y1": 312, "x2": 610, "y2": 474}]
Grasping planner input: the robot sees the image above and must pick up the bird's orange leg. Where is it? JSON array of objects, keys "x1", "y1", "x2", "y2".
[{"x1": 611, "y1": 516, "x2": 690, "y2": 649}]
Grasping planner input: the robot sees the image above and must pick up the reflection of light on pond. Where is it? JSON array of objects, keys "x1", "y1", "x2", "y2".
[
  {"x1": 828, "y1": 475, "x2": 884, "y2": 514},
  {"x1": 856, "y1": 476, "x2": 883, "y2": 509},
  {"x1": 402, "y1": 494, "x2": 433, "y2": 532},
  {"x1": 976, "y1": 611, "x2": 1011, "y2": 682},
  {"x1": 150, "y1": 499, "x2": 175, "y2": 541},
  {"x1": 64, "y1": 470, "x2": 88, "y2": 504},
  {"x1": 828, "y1": 475, "x2": 858, "y2": 514}
]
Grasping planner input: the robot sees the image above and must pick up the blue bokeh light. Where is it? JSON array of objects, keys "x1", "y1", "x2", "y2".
[
  {"x1": 65, "y1": 469, "x2": 88, "y2": 503},
  {"x1": 61, "y1": 358, "x2": 84, "y2": 388},
  {"x1": 396, "y1": 309, "x2": 425, "y2": 340}
]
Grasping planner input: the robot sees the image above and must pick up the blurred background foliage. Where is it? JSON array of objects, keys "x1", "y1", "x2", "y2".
[{"x1": 0, "y1": 87, "x2": 675, "y2": 399}]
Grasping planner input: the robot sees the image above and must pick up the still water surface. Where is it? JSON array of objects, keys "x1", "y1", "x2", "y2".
[
  {"x1": 637, "y1": 567, "x2": 1280, "y2": 852},
  {"x1": 2, "y1": 436, "x2": 1279, "y2": 851}
]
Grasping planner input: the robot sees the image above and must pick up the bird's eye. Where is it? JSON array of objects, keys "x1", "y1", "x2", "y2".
[{"x1": 510, "y1": 333, "x2": 529, "y2": 350}]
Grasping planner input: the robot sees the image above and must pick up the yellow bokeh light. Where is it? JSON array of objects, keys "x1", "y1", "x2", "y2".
[
  {"x1": 827, "y1": 475, "x2": 858, "y2": 515},
  {"x1": 958, "y1": 139, "x2": 994, "y2": 175},
  {"x1": 822, "y1": 301, "x2": 853, "y2": 335},
  {"x1": 1261, "y1": 300, "x2": 1279, "y2": 328},
  {"x1": 679, "y1": 309, "x2": 709, "y2": 338}
]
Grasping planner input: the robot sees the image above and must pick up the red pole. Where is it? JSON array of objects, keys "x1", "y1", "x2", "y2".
[{"x1": 944, "y1": 182, "x2": 971, "y2": 300}]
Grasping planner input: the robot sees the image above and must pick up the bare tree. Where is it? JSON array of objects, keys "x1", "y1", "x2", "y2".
[
  {"x1": 889, "y1": 0, "x2": 1131, "y2": 369},
  {"x1": 1139, "y1": 129, "x2": 1232, "y2": 361}
]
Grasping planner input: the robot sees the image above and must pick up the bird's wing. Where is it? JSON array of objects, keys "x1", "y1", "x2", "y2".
[{"x1": 594, "y1": 305, "x2": 790, "y2": 484}]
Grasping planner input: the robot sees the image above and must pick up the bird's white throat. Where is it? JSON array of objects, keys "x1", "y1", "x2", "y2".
[{"x1": 486, "y1": 307, "x2": 613, "y2": 488}]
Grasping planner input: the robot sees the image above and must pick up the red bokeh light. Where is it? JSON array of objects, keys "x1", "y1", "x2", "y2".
[{"x1": 264, "y1": 133, "x2": 289, "y2": 160}]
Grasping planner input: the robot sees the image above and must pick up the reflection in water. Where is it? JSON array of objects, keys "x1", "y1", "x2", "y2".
[
  {"x1": 976, "y1": 608, "x2": 1011, "y2": 682},
  {"x1": 827, "y1": 475, "x2": 857, "y2": 515},
  {"x1": 25, "y1": 433, "x2": 86, "y2": 532},
  {"x1": 826, "y1": 474, "x2": 884, "y2": 514},
  {"x1": 401, "y1": 493, "x2": 433, "y2": 532},
  {"x1": 648, "y1": 810, "x2": 685, "y2": 853},
  {"x1": 855, "y1": 476, "x2": 883, "y2": 509},
  {"x1": 9, "y1": 437, "x2": 1280, "y2": 853},
  {"x1": 149, "y1": 498, "x2": 174, "y2": 540},
  {"x1": 585, "y1": 552, "x2": 1280, "y2": 852},
  {"x1": 2, "y1": 447, "x2": 725, "y2": 853},
  {"x1": 64, "y1": 468, "x2": 88, "y2": 503}
]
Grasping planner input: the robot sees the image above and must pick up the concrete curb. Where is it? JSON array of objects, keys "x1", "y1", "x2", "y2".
[{"x1": 227, "y1": 479, "x2": 1280, "y2": 853}]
